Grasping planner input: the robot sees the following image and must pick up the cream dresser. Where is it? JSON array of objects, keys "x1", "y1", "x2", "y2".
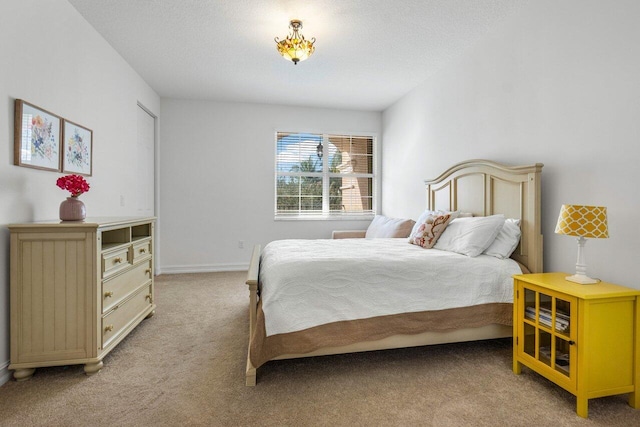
[{"x1": 9, "y1": 217, "x2": 156, "y2": 380}]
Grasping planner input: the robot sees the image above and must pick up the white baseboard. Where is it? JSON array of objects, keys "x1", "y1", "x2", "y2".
[
  {"x1": 0, "y1": 360, "x2": 11, "y2": 386},
  {"x1": 158, "y1": 262, "x2": 249, "y2": 275}
]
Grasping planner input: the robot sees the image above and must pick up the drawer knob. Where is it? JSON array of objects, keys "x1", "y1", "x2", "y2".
[
  {"x1": 145, "y1": 294, "x2": 153, "y2": 303},
  {"x1": 104, "y1": 291, "x2": 114, "y2": 298},
  {"x1": 139, "y1": 248, "x2": 146, "y2": 254},
  {"x1": 105, "y1": 325, "x2": 114, "y2": 332},
  {"x1": 145, "y1": 269, "x2": 152, "y2": 277},
  {"x1": 114, "y1": 257, "x2": 123, "y2": 264}
]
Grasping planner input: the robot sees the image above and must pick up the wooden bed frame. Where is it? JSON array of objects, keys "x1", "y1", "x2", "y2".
[{"x1": 245, "y1": 159, "x2": 543, "y2": 386}]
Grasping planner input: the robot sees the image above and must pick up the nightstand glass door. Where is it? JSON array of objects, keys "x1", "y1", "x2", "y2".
[{"x1": 522, "y1": 288, "x2": 575, "y2": 379}]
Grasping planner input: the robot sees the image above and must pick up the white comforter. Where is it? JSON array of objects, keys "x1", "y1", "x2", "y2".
[{"x1": 259, "y1": 238, "x2": 522, "y2": 337}]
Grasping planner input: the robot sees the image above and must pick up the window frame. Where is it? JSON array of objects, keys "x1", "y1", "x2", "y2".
[{"x1": 274, "y1": 131, "x2": 378, "y2": 220}]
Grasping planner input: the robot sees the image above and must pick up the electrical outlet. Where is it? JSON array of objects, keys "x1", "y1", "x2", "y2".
[{"x1": 238, "y1": 240, "x2": 244, "y2": 249}]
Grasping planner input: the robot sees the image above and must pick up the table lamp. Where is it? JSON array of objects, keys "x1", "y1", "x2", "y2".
[{"x1": 555, "y1": 204, "x2": 608, "y2": 284}]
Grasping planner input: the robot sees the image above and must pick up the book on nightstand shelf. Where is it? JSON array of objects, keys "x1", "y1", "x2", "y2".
[{"x1": 524, "y1": 306, "x2": 570, "y2": 332}]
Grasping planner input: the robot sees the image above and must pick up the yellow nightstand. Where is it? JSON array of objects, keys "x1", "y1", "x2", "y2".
[{"x1": 513, "y1": 272, "x2": 640, "y2": 418}]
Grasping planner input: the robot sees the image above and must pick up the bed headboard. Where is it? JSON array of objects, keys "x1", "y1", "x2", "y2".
[{"x1": 425, "y1": 159, "x2": 544, "y2": 273}]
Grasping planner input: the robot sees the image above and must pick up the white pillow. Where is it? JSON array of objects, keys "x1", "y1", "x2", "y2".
[
  {"x1": 483, "y1": 218, "x2": 521, "y2": 259},
  {"x1": 434, "y1": 214, "x2": 505, "y2": 257},
  {"x1": 410, "y1": 210, "x2": 458, "y2": 237},
  {"x1": 365, "y1": 215, "x2": 415, "y2": 238}
]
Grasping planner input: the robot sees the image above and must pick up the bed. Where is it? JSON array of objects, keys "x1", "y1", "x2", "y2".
[{"x1": 244, "y1": 159, "x2": 543, "y2": 386}]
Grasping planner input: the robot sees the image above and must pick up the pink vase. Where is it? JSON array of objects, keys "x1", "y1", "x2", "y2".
[{"x1": 59, "y1": 196, "x2": 86, "y2": 221}]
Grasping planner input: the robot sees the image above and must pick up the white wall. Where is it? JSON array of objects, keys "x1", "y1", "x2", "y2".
[
  {"x1": 0, "y1": 0, "x2": 160, "y2": 385},
  {"x1": 382, "y1": 0, "x2": 640, "y2": 288},
  {"x1": 159, "y1": 99, "x2": 381, "y2": 273}
]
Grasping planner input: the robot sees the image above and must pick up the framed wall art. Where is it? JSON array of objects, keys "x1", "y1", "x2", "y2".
[
  {"x1": 62, "y1": 119, "x2": 93, "y2": 176},
  {"x1": 14, "y1": 99, "x2": 62, "y2": 172}
]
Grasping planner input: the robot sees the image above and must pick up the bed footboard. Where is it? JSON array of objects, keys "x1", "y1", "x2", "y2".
[{"x1": 245, "y1": 244, "x2": 261, "y2": 386}]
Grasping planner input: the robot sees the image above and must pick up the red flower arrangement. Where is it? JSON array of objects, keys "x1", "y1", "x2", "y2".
[{"x1": 56, "y1": 174, "x2": 90, "y2": 197}]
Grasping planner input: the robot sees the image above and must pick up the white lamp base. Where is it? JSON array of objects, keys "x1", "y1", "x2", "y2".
[
  {"x1": 565, "y1": 236, "x2": 600, "y2": 285},
  {"x1": 565, "y1": 274, "x2": 599, "y2": 285}
]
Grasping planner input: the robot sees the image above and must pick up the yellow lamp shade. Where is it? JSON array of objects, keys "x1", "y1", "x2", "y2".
[{"x1": 555, "y1": 205, "x2": 608, "y2": 239}]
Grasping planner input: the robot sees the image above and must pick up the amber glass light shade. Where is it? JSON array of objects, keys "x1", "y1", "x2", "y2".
[{"x1": 275, "y1": 20, "x2": 316, "y2": 65}]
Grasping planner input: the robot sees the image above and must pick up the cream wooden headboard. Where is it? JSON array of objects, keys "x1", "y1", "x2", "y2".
[{"x1": 425, "y1": 159, "x2": 544, "y2": 273}]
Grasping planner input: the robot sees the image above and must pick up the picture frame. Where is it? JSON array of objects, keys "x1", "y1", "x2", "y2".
[
  {"x1": 14, "y1": 99, "x2": 62, "y2": 172},
  {"x1": 62, "y1": 119, "x2": 93, "y2": 176}
]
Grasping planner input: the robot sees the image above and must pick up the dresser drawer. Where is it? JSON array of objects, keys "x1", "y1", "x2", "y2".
[
  {"x1": 102, "y1": 284, "x2": 153, "y2": 348},
  {"x1": 102, "y1": 247, "x2": 131, "y2": 278},
  {"x1": 132, "y1": 239, "x2": 151, "y2": 263},
  {"x1": 102, "y1": 260, "x2": 152, "y2": 313}
]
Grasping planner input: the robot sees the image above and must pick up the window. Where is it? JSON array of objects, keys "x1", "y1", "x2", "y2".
[{"x1": 275, "y1": 132, "x2": 376, "y2": 218}]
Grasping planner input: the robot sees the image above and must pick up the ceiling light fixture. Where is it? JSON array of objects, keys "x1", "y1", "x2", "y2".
[{"x1": 275, "y1": 20, "x2": 315, "y2": 65}]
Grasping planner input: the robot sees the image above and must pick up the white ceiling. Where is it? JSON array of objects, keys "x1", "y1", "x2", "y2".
[{"x1": 67, "y1": 0, "x2": 528, "y2": 111}]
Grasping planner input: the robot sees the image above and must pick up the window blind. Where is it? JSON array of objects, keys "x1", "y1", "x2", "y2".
[{"x1": 275, "y1": 132, "x2": 375, "y2": 218}]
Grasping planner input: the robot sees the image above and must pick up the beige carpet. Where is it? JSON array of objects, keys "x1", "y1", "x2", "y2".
[{"x1": 1, "y1": 271, "x2": 639, "y2": 426}]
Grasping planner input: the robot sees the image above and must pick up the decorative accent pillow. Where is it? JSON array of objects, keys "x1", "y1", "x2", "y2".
[
  {"x1": 408, "y1": 213, "x2": 455, "y2": 248},
  {"x1": 433, "y1": 214, "x2": 506, "y2": 257},
  {"x1": 410, "y1": 210, "x2": 458, "y2": 237},
  {"x1": 483, "y1": 218, "x2": 522, "y2": 259},
  {"x1": 365, "y1": 215, "x2": 416, "y2": 238}
]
